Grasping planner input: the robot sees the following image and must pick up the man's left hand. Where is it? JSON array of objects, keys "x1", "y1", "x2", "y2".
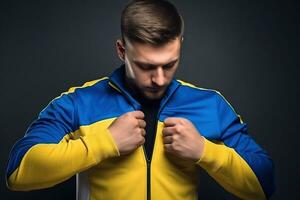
[{"x1": 162, "y1": 117, "x2": 205, "y2": 162}]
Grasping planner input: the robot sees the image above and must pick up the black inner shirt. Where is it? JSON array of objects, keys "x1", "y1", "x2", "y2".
[
  {"x1": 124, "y1": 76, "x2": 162, "y2": 161},
  {"x1": 139, "y1": 99, "x2": 161, "y2": 161}
]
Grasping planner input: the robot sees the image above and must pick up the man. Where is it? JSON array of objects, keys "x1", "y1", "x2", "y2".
[{"x1": 6, "y1": 0, "x2": 275, "y2": 199}]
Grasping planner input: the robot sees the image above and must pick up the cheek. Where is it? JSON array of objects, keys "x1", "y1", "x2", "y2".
[
  {"x1": 135, "y1": 72, "x2": 150, "y2": 86},
  {"x1": 128, "y1": 67, "x2": 148, "y2": 87},
  {"x1": 165, "y1": 68, "x2": 177, "y2": 82}
]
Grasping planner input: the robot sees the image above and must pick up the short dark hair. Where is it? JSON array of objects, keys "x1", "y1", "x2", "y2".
[{"x1": 121, "y1": 0, "x2": 184, "y2": 46}]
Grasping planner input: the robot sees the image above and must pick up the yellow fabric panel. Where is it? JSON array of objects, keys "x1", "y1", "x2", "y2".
[
  {"x1": 87, "y1": 146, "x2": 147, "y2": 200},
  {"x1": 8, "y1": 118, "x2": 120, "y2": 191},
  {"x1": 151, "y1": 121, "x2": 198, "y2": 200},
  {"x1": 85, "y1": 121, "x2": 199, "y2": 200},
  {"x1": 197, "y1": 138, "x2": 266, "y2": 200}
]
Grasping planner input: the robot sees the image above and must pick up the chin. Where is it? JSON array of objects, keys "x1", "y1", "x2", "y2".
[
  {"x1": 145, "y1": 96, "x2": 161, "y2": 100},
  {"x1": 143, "y1": 92, "x2": 164, "y2": 100}
]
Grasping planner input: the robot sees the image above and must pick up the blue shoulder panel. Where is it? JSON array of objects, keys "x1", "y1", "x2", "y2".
[
  {"x1": 6, "y1": 93, "x2": 76, "y2": 177},
  {"x1": 6, "y1": 78, "x2": 133, "y2": 178},
  {"x1": 73, "y1": 79, "x2": 134, "y2": 126},
  {"x1": 160, "y1": 83, "x2": 275, "y2": 198},
  {"x1": 160, "y1": 84, "x2": 220, "y2": 139},
  {"x1": 215, "y1": 93, "x2": 275, "y2": 198}
]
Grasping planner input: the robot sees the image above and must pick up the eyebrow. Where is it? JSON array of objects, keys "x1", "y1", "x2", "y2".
[{"x1": 133, "y1": 58, "x2": 179, "y2": 68}]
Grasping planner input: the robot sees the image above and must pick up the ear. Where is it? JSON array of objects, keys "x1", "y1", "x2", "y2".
[{"x1": 116, "y1": 39, "x2": 125, "y2": 62}]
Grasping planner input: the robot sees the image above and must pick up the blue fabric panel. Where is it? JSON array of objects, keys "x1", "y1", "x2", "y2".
[
  {"x1": 160, "y1": 84, "x2": 275, "y2": 198},
  {"x1": 6, "y1": 78, "x2": 133, "y2": 178},
  {"x1": 160, "y1": 85, "x2": 220, "y2": 139},
  {"x1": 6, "y1": 93, "x2": 76, "y2": 177},
  {"x1": 74, "y1": 79, "x2": 134, "y2": 126},
  {"x1": 216, "y1": 93, "x2": 276, "y2": 198}
]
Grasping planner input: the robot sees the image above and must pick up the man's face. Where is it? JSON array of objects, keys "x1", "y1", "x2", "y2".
[{"x1": 117, "y1": 37, "x2": 182, "y2": 100}]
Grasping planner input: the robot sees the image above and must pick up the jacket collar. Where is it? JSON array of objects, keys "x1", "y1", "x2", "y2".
[{"x1": 108, "y1": 65, "x2": 180, "y2": 112}]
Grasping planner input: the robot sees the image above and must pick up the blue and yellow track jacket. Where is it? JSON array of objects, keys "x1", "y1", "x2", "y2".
[{"x1": 6, "y1": 66, "x2": 275, "y2": 199}]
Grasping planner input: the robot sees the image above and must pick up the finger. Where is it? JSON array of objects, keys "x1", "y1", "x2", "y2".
[
  {"x1": 162, "y1": 127, "x2": 174, "y2": 136},
  {"x1": 131, "y1": 110, "x2": 145, "y2": 119},
  {"x1": 164, "y1": 144, "x2": 173, "y2": 152},
  {"x1": 164, "y1": 117, "x2": 181, "y2": 127},
  {"x1": 163, "y1": 136, "x2": 173, "y2": 144},
  {"x1": 139, "y1": 136, "x2": 145, "y2": 145},
  {"x1": 138, "y1": 119, "x2": 146, "y2": 128},
  {"x1": 140, "y1": 129, "x2": 146, "y2": 137}
]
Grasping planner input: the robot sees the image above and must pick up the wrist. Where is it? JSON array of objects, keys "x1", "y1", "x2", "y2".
[{"x1": 193, "y1": 136, "x2": 205, "y2": 163}]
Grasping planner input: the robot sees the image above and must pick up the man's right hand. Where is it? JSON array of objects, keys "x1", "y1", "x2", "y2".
[{"x1": 108, "y1": 111, "x2": 146, "y2": 155}]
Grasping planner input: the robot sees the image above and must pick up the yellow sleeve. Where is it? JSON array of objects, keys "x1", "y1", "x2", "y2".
[
  {"x1": 7, "y1": 125, "x2": 119, "y2": 191},
  {"x1": 196, "y1": 137, "x2": 266, "y2": 200}
]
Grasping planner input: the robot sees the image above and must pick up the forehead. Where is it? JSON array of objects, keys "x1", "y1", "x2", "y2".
[{"x1": 125, "y1": 37, "x2": 182, "y2": 65}]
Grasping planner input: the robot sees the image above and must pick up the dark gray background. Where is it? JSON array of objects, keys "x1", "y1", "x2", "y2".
[{"x1": 1, "y1": 0, "x2": 299, "y2": 199}]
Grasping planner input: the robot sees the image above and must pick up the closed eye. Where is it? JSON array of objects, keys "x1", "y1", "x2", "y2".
[
  {"x1": 134, "y1": 59, "x2": 178, "y2": 71},
  {"x1": 163, "y1": 60, "x2": 177, "y2": 69}
]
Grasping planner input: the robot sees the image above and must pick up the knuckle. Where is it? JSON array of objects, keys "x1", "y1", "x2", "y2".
[
  {"x1": 179, "y1": 118, "x2": 186, "y2": 124},
  {"x1": 175, "y1": 126, "x2": 181, "y2": 133},
  {"x1": 162, "y1": 131, "x2": 167, "y2": 137},
  {"x1": 171, "y1": 143, "x2": 178, "y2": 151},
  {"x1": 173, "y1": 134, "x2": 179, "y2": 141},
  {"x1": 139, "y1": 128, "x2": 143, "y2": 135},
  {"x1": 122, "y1": 113, "x2": 130, "y2": 120},
  {"x1": 133, "y1": 119, "x2": 139, "y2": 127},
  {"x1": 134, "y1": 128, "x2": 139, "y2": 135},
  {"x1": 139, "y1": 120, "x2": 144, "y2": 127}
]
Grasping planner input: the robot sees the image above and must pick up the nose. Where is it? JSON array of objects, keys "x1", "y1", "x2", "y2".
[{"x1": 151, "y1": 67, "x2": 165, "y2": 86}]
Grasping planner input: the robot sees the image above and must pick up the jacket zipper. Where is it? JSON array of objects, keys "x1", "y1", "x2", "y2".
[
  {"x1": 143, "y1": 148, "x2": 151, "y2": 200},
  {"x1": 110, "y1": 81, "x2": 150, "y2": 200},
  {"x1": 142, "y1": 120, "x2": 158, "y2": 200},
  {"x1": 109, "y1": 80, "x2": 177, "y2": 200},
  {"x1": 109, "y1": 81, "x2": 152, "y2": 200},
  {"x1": 142, "y1": 108, "x2": 163, "y2": 200}
]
